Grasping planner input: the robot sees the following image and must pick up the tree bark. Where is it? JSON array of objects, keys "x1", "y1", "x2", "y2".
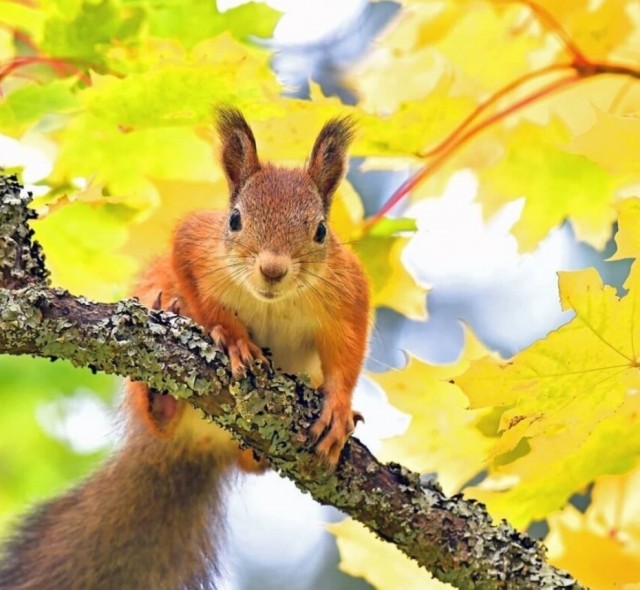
[{"x1": 0, "y1": 175, "x2": 585, "y2": 590}]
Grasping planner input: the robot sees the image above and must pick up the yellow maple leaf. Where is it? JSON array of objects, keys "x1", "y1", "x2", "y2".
[
  {"x1": 0, "y1": 28, "x2": 13, "y2": 62},
  {"x1": 83, "y1": 34, "x2": 281, "y2": 128},
  {"x1": 362, "y1": 93, "x2": 473, "y2": 157},
  {"x1": 457, "y1": 263, "x2": 640, "y2": 526},
  {"x1": 461, "y1": 263, "x2": 640, "y2": 445},
  {"x1": 329, "y1": 519, "x2": 453, "y2": 590},
  {"x1": 371, "y1": 328, "x2": 493, "y2": 494},
  {"x1": 248, "y1": 86, "x2": 468, "y2": 161},
  {"x1": 350, "y1": 1, "x2": 463, "y2": 128},
  {"x1": 546, "y1": 467, "x2": 640, "y2": 590},
  {"x1": 351, "y1": 0, "x2": 457, "y2": 113},
  {"x1": 32, "y1": 201, "x2": 139, "y2": 301},
  {"x1": 355, "y1": 235, "x2": 428, "y2": 320},
  {"x1": 121, "y1": 177, "x2": 230, "y2": 263},
  {"x1": 530, "y1": 0, "x2": 633, "y2": 59},
  {"x1": 435, "y1": 3, "x2": 550, "y2": 94},
  {"x1": 478, "y1": 119, "x2": 619, "y2": 250},
  {"x1": 366, "y1": 1, "x2": 462, "y2": 51},
  {"x1": 466, "y1": 393, "x2": 640, "y2": 528},
  {"x1": 352, "y1": 43, "x2": 444, "y2": 113},
  {"x1": 246, "y1": 86, "x2": 374, "y2": 161},
  {"x1": 52, "y1": 113, "x2": 221, "y2": 200},
  {"x1": 329, "y1": 179, "x2": 365, "y2": 243},
  {"x1": 612, "y1": 197, "x2": 640, "y2": 261},
  {"x1": 568, "y1": 108, "x2": 640, "y2": 176}
]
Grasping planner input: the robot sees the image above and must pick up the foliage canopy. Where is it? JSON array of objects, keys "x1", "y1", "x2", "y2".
[{"x1": 1, "y1": 0, "x2": 640, "y2": 587}]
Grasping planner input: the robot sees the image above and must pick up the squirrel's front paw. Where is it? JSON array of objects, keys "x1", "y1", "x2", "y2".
[
  {"x1": 310, "y1": 394, "x2": 362, "y2": 468},
  {"x1": 210, "y1": 324, "x2": 267, "y2": 379}
]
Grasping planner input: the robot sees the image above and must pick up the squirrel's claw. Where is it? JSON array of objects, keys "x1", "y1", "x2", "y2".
[
  {"x1": 227, "y1": 344, "x2": 247, "y2": 379},
  {"x1": 210, "y1": 324, "x2": 265, "y2": 379},
  {"x1": 310, "y1": 396, "x2": 362, "y2": 469},
  {"x1": 152, "y1": 291, "x2": 163, "y2": 311},
  {"x1": 352, "y1": 410, "x2": 365, "y2": 427},
  {"x1": 167, "y1": 297, "x2": 181, "y2": 315},
  {"x1": 151, "y1": 292, "x2": 181, "y2": 315}
]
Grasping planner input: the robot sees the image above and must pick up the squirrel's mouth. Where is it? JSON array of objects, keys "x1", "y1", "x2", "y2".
[{"x1": 255, "y1": 289, "x2": 281, "y2": 301}]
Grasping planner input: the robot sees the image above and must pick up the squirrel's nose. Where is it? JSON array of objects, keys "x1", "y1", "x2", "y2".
[{"x1": 259, "y1": 259, "x2": 289, "y2": 283}]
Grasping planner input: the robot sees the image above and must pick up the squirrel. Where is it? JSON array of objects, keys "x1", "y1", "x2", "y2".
[{"x1": 0, "y1": 108, "x2": 370, "y2": 590}]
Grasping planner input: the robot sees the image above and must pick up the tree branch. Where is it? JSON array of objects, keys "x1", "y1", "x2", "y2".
[{"x1": 0, "y1": 175, "x2": 585, "y2": 590}]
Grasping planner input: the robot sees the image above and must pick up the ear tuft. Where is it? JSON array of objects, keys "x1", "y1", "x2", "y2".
[
  {"x1": 216, "y1": 107, "x2": 261, "y2": 200},
  {"x1": 307, "y1": 116, "x2": 355, "y2": 208}
]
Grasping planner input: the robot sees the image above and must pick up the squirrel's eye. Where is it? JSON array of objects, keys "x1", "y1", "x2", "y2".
[
  {"x1": 229, "y1": 208, "x2": 242, "y2": 231},
  {"x1": 314, "y1": 221, "x2": 327, "y2": 243}
]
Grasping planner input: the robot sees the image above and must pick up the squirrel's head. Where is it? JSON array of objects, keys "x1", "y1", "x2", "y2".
[{"x1": 215, "y1": 107, "x2": 354, "y2": 303}]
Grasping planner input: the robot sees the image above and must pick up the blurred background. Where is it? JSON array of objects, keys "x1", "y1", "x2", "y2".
[{"x1": 0, "y1": 0, "x2": 634, "y2": 588}]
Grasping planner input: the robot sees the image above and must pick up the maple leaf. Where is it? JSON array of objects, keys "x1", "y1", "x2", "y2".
[
  {"x1": 51, "y1": 113, "x2": 220, "y2": 199},
  {"x1": 32, "y1": 201, "x2": 139, "y2": 301},
  {"x1": 568, "y1": 108, "x2": 640, "y2": 176},
  {"x1": 457, "y1": 263, "x2": 640, "y2": 526},
  {"x1": 465, "y1": 395, "x2": 640, "y2": 528},
  {"x1": 478, "y1": 120, "x2": 620, "y2": 250},
  {"x1": 0, "y1": 3, "x2": 45, "y2": 41},
  {"x1": 546, "y1": 467, "x2": 640, "y2": 589},
  {"x1": 40, "y1": 0, "x2": 144, "y2": 67},
  {"x1": 612, "y1": 198, "x2": 640, "y2": 261},
  {"x1": 144, "y1": 0, "x2": 280, "y2": 49},
  {"x1": 329, "y1": 519, "x2": 453, "y2": 590},
  {"x1": 355, "y1": 234, "x2": 428, "y2": 321},
  {"x1": 0, "y1": 80, "x2": 78, "y2": 137},
  {"x1": 80, "y1": 35, "x2": 280, "y2": 128},
  {"x1": 370, "y1": 329, "x2": 493, "y2": 494},
  {"x1": 435, "y1": 3, "x2": 550, "y2": 93},
  {"x1": 531, "y1": 0, "x2": 634, "y2": 59}
]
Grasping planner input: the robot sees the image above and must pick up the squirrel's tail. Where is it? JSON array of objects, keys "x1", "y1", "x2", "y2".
[{"x1": 0, "y1": 416, "x2": 234, "y2": 590}]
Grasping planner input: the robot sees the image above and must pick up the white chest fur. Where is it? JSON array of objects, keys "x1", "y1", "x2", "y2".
[{"x1": 220, "y1": 289, "x2": 323, "y2": 386}]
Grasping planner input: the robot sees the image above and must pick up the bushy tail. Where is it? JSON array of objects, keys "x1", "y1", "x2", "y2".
[{"x1": 0, "y1": 426, "x2": 234, "y2": 590}]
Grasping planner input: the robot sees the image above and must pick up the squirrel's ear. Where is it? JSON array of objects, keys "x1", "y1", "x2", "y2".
[
  {"x1": 216, "y1": 107, "x2": 261, "y2": 200},
  {"x1": 307, "y1": 116, "x2": 355, "y2": 208}
]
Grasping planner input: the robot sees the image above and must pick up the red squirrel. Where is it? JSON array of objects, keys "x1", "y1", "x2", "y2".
[{"x1": 0, "y1": 108, "x2": 370, "y2": 590}]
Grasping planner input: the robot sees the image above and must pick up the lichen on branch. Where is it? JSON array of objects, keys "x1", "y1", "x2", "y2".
[{"x1": 0, "y1": 175, "x2": 49, "y2": 288}]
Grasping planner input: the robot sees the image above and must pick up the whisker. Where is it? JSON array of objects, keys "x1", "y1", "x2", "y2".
[{"x1": 299, "y1": 268, "x2": 339, "y2": 291}]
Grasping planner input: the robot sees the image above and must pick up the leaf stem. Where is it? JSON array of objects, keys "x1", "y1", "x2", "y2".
[
  {"x1": 364, "y1": 74, "x2": 581, "y2": 228},
  {"x1": 0, "y1": 56, "x2": 91, "y2": 86},
  {"x1": 417, "y1": 62, "x2": 574, "y2": 158},
  {"x1": 517, "y1": 0, "x2": 590, "y2": 66}
]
